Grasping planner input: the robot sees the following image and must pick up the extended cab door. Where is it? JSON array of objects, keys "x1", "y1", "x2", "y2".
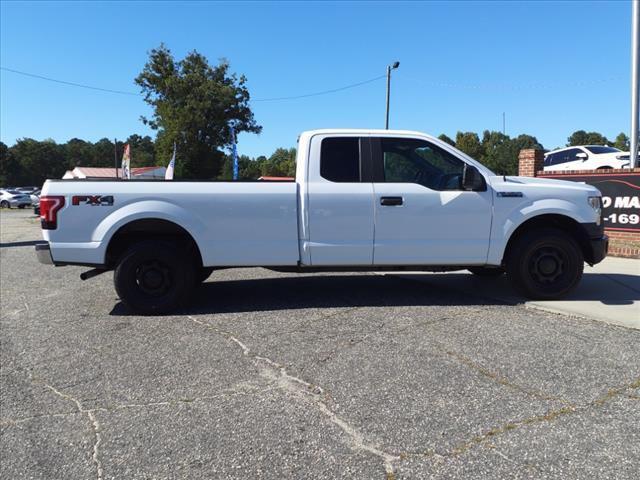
[
  {"x1": 304, "y1": 135, "x2": 375, "y2": 265},
  {"x1": 371, "y1": 137, "x2": 492, "y2": 265}
]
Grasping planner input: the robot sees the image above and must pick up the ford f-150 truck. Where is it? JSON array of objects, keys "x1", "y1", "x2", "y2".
[{"x1": 36, "y1": 129, "x2": 608, "y2": 314}]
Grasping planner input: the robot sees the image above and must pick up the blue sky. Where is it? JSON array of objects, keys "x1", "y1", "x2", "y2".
[{"x1": 0, "y1": 0, "x2": 632, "y2": 158}]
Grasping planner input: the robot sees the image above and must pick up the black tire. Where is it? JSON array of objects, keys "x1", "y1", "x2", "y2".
[
  {"x1": 468, "y1": 267, "x2": 505, "y2": 277},
  {"x1": 18, "y1": 205, "x2": 26, "y2": 209},
  {"x1": 198, "y1": 267, "x2": 215, "y2": 283},
  {"x1": 114, "y1": 240, "x2": 196, "y2": 315},
  {"x1": 506, "y1": 228, "x2": 583, "y2": 300},
  {"x1": 0, "y1": 200, "x2": 10, "y2": 208}
]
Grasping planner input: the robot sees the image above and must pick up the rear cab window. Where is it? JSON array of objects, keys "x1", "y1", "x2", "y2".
[{"x1": 320, "y1": 137, "x2": 361, "y2": 182}]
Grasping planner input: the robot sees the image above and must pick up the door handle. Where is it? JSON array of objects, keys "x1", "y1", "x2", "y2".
[{"x1": 380, "y1": 196, "x2": 403, "y2": 206}]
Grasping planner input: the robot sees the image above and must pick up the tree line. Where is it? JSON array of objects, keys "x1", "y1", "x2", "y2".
[
  {"x1": 0, "y1": 43, "x2": 633, "y2": 186},
  {"x1": 0, "y1": 136, "x2": 298, "y2": 185},
  {"x1": 0, "y1": 129, "x2": 631, "y2": 186}
]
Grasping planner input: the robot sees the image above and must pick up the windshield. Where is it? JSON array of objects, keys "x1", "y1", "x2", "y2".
[{"x1": 585, "y1": 146, "x2": 621, "y2": 154}]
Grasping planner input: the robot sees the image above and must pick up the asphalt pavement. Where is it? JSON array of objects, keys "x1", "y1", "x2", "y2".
[
  {"x1": 397, "y1": 257, "x2": 640, "y2": 330},
  {"x1": 1, "y1": 209, "x2": 639, "y2": 479}
]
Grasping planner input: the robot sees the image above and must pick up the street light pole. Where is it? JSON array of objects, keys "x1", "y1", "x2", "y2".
[
  {"x1": 385, "y1": 61, "x2": 400, "y2": 129},
  {"x1": 631, "y1": 0, "x2": 639, "y2": 168}
]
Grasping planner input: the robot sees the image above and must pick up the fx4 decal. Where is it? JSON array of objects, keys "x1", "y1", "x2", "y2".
[{"x1": 72, "y1": 195, "x2": 114, "y2": 206}]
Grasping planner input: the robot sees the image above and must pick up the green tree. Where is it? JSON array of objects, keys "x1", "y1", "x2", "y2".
[
  {"x1": 479, "y1": 131, "x2": 543, "y2": 175},
  {"x1": 90, "y1": 138, "x2": 118, "y2": 168},
  {"x1": 567, "y1": 130, "x2": 609, "y2": 146},
  {"x1": 126, "y1": 134, "x2": 156, "y2": 167},
  {"x1": 612, "y1": 132, "x2": 630, "y2": 151},
  {"x1": 218, "y1": 154, "x2": 263, "y2": 180},
  {"x1": 64, "y1": 138, "x2": 94, "y2": 168},
  {"x1": 9, "y1": 139, "x2": 66, "y2": 185},
  {"x1": 455, "y1": 132, "x2": 483, "y2": 159},
  {"x1": 0, "y1": 141, "x2": 23, "y2": 185},
  {"x1": 261, "y1": 148, "x2": 296, "y2": 177},
  {"x1": 437, "y1": 134, "x2": 455, "y2": 146},
  {"x1": 480, "y1": 130, "x2": 510, "y2": 174},
  {"x1": 135, "y1": 44, "x2": 261, "y2": 179}
]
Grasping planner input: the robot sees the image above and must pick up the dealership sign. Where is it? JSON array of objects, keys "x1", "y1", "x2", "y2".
[{"x1": 539, "y1": 172, "x2": 640, "y2": 231}]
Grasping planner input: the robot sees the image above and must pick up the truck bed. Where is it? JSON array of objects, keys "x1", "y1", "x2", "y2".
[{"x1": 41, "y1": 180, "x2": 300, "y2": 267}]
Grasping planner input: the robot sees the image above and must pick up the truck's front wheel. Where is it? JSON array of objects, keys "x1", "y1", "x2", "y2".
[
  {"x1": 506, "y1": 228, "x2": 583, "y2": 300},
  {"x1": 114, "y1": 240, "x2": 195, "y2": 315}
]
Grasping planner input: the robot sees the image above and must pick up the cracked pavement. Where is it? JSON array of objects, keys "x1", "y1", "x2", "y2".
[{"x1": 1, "y1": 209, "x2": 639, "y2": 479}]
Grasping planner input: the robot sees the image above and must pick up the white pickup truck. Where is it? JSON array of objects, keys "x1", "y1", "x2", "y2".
[{"x1": 36, "y1": 129, "x2": 608, "y2": 314}]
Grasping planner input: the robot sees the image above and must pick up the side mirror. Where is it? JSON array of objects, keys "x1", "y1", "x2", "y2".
[
  {"x1": 462, "y1": 164, "x2": 487, "y2": 191},
  {"x1": 576, "y1": 152, "x2": 588, "y2": 161}
]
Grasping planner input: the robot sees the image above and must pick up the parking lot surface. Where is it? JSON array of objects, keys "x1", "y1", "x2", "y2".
[{"x1": 1, "y1": 209, "x2": 639, "y2": 479}]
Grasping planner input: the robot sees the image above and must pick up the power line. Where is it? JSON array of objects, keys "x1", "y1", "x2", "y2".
[
  {"x1": 1, "y1": 67, "x2": 141, "y2": 96},
  {"x1": 252, "y1": 74, "x2": 386, "y2": 101},
  {"x1": 0, "y1": 66, "x2": 386, "y2": 102}
]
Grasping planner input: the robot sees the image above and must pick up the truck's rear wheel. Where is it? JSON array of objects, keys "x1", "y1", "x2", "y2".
[
  {"x1": 114, "y1": 240, "x2": 196, "y2": 315},
  {"x1": 506, "y1": 228, "x2": 583, "y2": 300}
]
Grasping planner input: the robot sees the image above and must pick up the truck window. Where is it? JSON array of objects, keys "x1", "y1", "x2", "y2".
[
  {"x1": 320, "y1": 137, "x2": 360, "y2": 182},
  {"x1": 379, "y1": 138, "x2": 465, "y2": 191}
]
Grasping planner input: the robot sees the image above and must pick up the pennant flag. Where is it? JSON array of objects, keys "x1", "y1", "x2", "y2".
[
  {"x1": 165, "y1": 143, "x2": 176, "y2": 180},
  {"x1": 121, "y1": 144, "x2": 131, "y2": 179},
  {"x1": 230, "y1": 125, "x2": 239, "y2": 181}
]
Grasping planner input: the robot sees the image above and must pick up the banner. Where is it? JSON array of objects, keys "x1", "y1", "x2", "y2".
[
  {"x1": 540, "y1": 172, "x2": 640, "y2": 231},
  {"x1": 230, "y1": 125, "x2": 239, "y2": 181},
  {"x1": 121, "y1": 144, "x2": 131, "y2": 179},
  {"x1": 165, "y1": 143, "x2": 176, "y2": 180}
]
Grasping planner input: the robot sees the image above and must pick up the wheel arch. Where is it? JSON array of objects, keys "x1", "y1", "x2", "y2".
[
  {"x1": 501, "y1": 214, "x2": 592, "y2": 265},
  {"x1": 105, "y1": 218, "x2": 203, "y2": 269}
]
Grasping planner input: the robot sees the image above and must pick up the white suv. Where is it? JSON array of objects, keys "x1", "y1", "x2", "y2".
[{"x1": 543, "y1": 145, "x2": 632, "y2": 171}]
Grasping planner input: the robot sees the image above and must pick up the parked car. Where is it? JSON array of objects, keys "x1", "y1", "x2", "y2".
[
  {"x1": 17, "y1": 186, "x2": 40, "y2": 194},
  {"x1": 30, "y1": 189, "x2": 41, "y2": 204},
  {"x1": 544, "y1": 145, "x2": 632, "y2": 171},
  {"x1": 0, "y1": 189, "x2": 32, "y2": 209},
  {"x1": 31, "y1": 190, "x2": 41, "y2": 215},
  {"x1": 36, "y1": 129, "x2": 607, "y2": 314}
]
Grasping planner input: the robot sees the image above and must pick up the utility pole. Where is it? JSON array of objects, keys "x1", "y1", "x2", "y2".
[
  {"x1": 385, "y1": 61, "x2": 400, "y2": 129},
  {"x1": 631, "y1": 0, "x2": 639, "y2": 168},
  {"x1": 502, "y1": 112, "x2": 506, "y2": 135}
]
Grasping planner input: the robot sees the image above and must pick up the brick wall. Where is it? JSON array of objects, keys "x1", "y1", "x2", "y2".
[
  {"x1": 518, "y1": 149, "x2": 640, "y2": 259},
  {"x1": 606, "y1": 230, "x2": 640, "y2": 258},
  {"x1": 517, "y1": 149, "x2": 545, "y2": 177}
]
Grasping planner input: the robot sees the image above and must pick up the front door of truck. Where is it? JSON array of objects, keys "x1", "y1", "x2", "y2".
[
  {"x1": 371, "y1": 137, "x2": 492, "y2": 265},
  {"x1": 304, "y1": 135, "x2": 374, "y2": 265}
]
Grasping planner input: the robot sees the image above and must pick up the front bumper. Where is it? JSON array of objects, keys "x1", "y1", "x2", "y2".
[
  {"x1": 35, "y1": 242, "x2": 54, "y2": 265},
  {"x1": 580, "y1": 222, "x2": 608, "y2": 265},
  {"x1": 588, "y1": 235, "x2": 608, "y2": 265}
]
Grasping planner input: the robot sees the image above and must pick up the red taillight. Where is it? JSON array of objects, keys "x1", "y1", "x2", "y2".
[{"x1": 39, "y1": 196, "x2": 65, "y2": 230}]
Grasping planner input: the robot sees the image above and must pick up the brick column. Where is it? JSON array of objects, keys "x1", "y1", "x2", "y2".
[{"x1": 518, "y1": 149, "x2": 545, "y2": 177}]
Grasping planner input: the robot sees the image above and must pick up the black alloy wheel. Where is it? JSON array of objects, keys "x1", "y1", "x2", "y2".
[
  {"x1": 114, "y1": 240, "x2": 196, "y2": 315},
  {"x1": 506, "y1": 228, "x2": 583, "y2": 300}
]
